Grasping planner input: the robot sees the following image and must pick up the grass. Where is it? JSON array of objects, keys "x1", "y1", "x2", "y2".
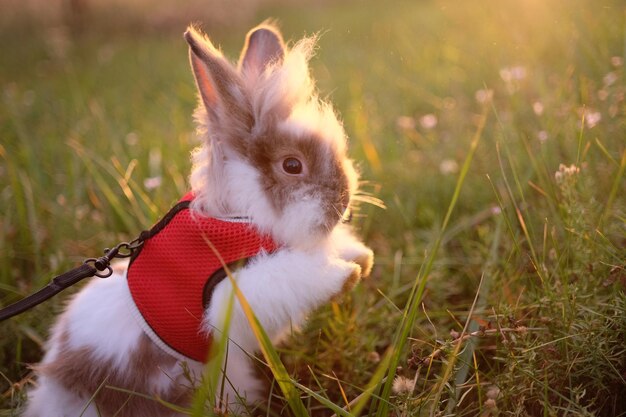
[{"x1": 1, "y1": 0, "x2": 625, "y2": 415}]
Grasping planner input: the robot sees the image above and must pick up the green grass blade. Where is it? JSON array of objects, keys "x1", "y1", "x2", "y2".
[
  {"x1": 599, "y1": 148, "x2": 626, "y2": 226},
  {"x1": 375, "y1": 111, "x2": 487, "y2": 417},
  {"x1": 189, "y1": 290, "x2": 237, "y2": 417},
  {"x1": 446, "y1": 216, "x2": 503, "y2": 413},
  {"x1": 292, "y1": 382, "x2": 353, "y2": 417},
  {"x1": 67, "y1": 140, "x2": 139, "y2": 232},
  {"x1": 349, "y1": 348, "x2": 392, "y2": 416}
]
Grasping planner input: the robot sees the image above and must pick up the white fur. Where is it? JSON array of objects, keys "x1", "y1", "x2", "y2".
[
  {"x1": 62, "y1": 274, "x2": 142, "y2": 367},
  {"x1": 26, "y1": 24, "x2": 374, "y2": 416},
  {"x1": 25, "y1": 228, "x2": 370, "y2": 415},
  {"x1": 192, "y1": 156, "x2": 333, "y2": 249},
  {"x1": 25, "y1": 375, "x2": 100, "y2": 417},
  {"x1": 25, "y1": 271, "x2": 201, "y2": 417},
  {"x1": 225, "y1": 160, "x2": 327, "y2": 248},
  {"x1": 246, "y1": 38, "x2": 316, "y2": 125},
  {"x1": 331, "y1": 223, "x2": 375, "y2": 275},
  {"x1": 205, "y1": 227, "x2": 368, "y2": 407},
  {"x1": 189, "y1": 34, "x2": 351, "y2": 228}
]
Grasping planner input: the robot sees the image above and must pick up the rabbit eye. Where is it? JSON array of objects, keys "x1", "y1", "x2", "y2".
[{"x1": 282, "y1": 157, "x2": 303, "y2": 175}]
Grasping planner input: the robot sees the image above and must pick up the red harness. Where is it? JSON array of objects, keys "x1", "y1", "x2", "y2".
[{"x1": 127, "y1": 193, "x2": 277, "y2": 362}]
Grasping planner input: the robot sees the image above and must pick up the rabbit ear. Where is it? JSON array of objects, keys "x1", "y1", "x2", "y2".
[
  {"x1": 185, "y1": 27, "x2": 253, "y2": 134},
  {"x1": 239, "y1": 23, "x2": 285, "y2": 80}
]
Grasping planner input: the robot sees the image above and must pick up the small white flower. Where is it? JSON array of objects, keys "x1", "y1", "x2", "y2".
[
  {"x1": 475, "y1": 88, "x2": 494, "y2": 104},
  {"x1": 565, "y1": 164, "x2": 580, "y2": 175},
  {"x1": 396, "y1": 116, "x2": 416, "y2": 130},
  {"x1": 419, "y1": 114, "x2": 438, "y2": 129},
  {"x1": 486, "y1": 385, "x2": 501, "y2": 400},
  {"x1": 366, "y1": 351, "x2": 381, "y2": 363},
  {"x1": 149, "y1": 148, "x2": 162, "y2": 172},
  {"x1": 549, "y1": 248, "x2": 557, "y2": 260},
  {"x1": 555, "y1": 163, "x2": 580, "y2": 184},
  {"x1": 532, "y1": 101, "x2": 544, "y2": 116},
  {"x1": 499, "y1": 66, "x2": 527, "y2": 82},
  {"x1": 143, "y1": 176, "x2": 162, "y2": 190},
  {"x1": 500, "y1": 66, "x2": 527, "y2": 94},
  {"x1": 392, "y1": 376, "x2": 415, "y2": 395},
  {"x1": 75, "y1": 205, "x2": 89, "y2": 221},
  {"x1": 499, "y1": 68, "x2": 512, "y2": 83},
  {"x1": 439, "y1": 159, "x2": 459, "y2": 175},
  {"x1": 510, "y1": 66, "x2": 527, "y2": 80},
  {"x1": 125, "y1": 132, "x2": 139, "y2": 146},
  {"x1": 603, "y1": 72, "x2": 618, "y2": 87},
  {"x1": 537, "y1": 130, "x2": 549, "y2": 143},
  {"x1": 485, "y1": 398, "x2": 497, "y2": 409},
  {"x1": 585, "y1": 111, "x2": 602, "y2": 128}
]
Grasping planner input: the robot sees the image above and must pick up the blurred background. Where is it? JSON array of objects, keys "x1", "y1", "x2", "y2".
[{"x1": 1, "y1": 0, "x2": 625, "y2": 415}]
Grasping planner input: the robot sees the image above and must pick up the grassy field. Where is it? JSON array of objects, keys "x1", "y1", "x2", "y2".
[{"x1": 1, "y1": 0, "x2": 625, "y2": 415}]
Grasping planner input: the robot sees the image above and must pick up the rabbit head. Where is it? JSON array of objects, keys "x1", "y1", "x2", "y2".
[{"x1": 186, "y1": 24, "x2": 359, "y2": 248}]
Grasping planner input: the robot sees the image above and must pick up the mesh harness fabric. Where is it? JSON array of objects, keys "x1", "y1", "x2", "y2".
[{"x1": 127, "y1": 193, "x2": 277, "y2": 362}]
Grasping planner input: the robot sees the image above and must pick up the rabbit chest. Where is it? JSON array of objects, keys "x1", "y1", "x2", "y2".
[{"x1": 126, "y1": 193, "x2": 277, "y2": 362}]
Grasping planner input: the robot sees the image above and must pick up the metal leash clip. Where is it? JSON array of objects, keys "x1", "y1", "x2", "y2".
[{"x1": 83, "y1": 238, "x2": 144, "y2": 278}]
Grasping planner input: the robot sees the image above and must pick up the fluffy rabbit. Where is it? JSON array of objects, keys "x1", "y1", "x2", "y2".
[{"x1": 24, "y1": 23, "x2": 373, "y2": 417}]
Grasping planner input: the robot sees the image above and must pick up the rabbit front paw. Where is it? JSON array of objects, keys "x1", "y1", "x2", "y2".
[
  {"x1": 330, "y1": 261, "x2": 362, "y2": 301},
  {"x1": 336, "y1": 243, "x2": 374, "y2": 279},
  {"x1": 331, "y1": 225, "x2": 374, "y2": 278},
  {"x1": 347, "y1": 246, "x2": 374, "y2": 278}
]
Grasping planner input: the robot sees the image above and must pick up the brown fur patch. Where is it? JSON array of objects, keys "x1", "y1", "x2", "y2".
[
  {"x1": 248, "y1": 126, "x2": 350, "y2": 232},
  {"x1": 40, "y1": 333, "x2": 191, "y2": 417},
  {"x1": 186, "y1": 28, "x2": 254, "y2": 142}
]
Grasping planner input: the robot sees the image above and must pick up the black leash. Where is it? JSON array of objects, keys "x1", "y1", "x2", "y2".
[{"x1": 0, "y1": 239, "x2": 143, "y2": 322}]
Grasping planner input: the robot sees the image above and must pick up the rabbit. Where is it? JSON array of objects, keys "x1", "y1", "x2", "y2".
[{"x1": 24, "y1": 22, "x2": 374, "y2": 417}]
